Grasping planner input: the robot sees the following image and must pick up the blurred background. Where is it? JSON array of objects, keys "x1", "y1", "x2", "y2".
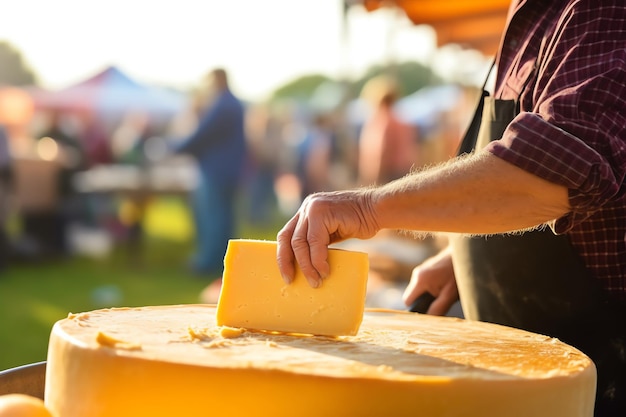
[{"x1": 0, "y1": 0, "x2": 508, "y2": 370}]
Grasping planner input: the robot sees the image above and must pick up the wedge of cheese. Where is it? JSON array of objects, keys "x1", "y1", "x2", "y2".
[{"x1": 216, "y1": 239, "x2": 369, "y2": 336}]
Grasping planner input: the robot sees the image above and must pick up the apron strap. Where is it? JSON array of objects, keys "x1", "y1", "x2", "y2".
[
  {"x1": 456, "y1": 60, "x2": 495, "y2": 156},
  {"x1": 456, "y1": 90, "x2": 490, "y2": 156}
]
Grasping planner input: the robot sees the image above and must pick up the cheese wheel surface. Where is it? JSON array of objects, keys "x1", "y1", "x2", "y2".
[{"x1": 44, "y1": 305, "x2": 597, "y2": 417}]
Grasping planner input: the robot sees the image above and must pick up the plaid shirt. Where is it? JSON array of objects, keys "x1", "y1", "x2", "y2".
[{"x1": 486, "y1": 0, "x2": 626, "y2": 299}]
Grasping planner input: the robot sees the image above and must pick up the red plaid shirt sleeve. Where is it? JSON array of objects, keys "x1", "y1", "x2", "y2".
[{"x1": 485, "y1": 0, "x2": 626, "y2": 296}]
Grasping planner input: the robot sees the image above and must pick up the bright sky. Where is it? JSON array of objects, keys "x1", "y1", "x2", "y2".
[{"x1": 2, "y1": 0, "x2": 442, "y2": 102}]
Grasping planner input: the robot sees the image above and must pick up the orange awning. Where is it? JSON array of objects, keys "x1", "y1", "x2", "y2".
[{"x1": 357, "y1": 0, "x2": 511, "y2": 55}]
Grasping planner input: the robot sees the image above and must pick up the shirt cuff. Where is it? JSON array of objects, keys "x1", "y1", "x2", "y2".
[{"x1": 485, "y1": 112, "x2": 620, "y2": 232}]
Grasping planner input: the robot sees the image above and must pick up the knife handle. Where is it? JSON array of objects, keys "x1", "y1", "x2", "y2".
[{"x1": 408, "y1": 292, "x2": 436, "y2": 314}]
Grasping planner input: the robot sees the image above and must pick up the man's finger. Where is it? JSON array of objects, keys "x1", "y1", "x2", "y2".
[
  {"x1": 291, "y1": 216, "x2": 322, "y2": 288},
  {"x1": 276, "y1": 215, "x2": 298, "y2": 284},
  {"x1": 307, "y1": 216, "x2": 331, "y2": 281}
]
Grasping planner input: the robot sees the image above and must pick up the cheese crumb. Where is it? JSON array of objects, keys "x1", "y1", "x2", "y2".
[
  {"x1": 204, "y1": 339, "x2": 232, "y2": 349},
  {"x1": 96, "y1": 331, "x2": 141, "y2": 350},
  {"x1": 188, "y1": 326, "x2": 213, "y2": 341},
  {"x1": 219, "y1": 326, "x2": 246, "y2": 339}
]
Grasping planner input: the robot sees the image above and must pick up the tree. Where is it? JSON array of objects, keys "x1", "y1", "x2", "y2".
[
  {"x1": 270, "y1": 74, "x2": 333, "y2": 102},
  {"x1": 269, "y1": 61, "x2": 441, "y2": 104},
  {"x1": 352, "y1": 61, "x2": 442, "y2": 98},
  {"x1": 0, "y1": 41, "x2": 38, "y2": 86}
]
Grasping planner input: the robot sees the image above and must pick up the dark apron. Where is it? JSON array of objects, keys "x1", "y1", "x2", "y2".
[
  {"x1": 451, "y1": 92, "x2": 626, "y2": 416},
  {"x1": 452, "y1": 95, "x2": 602, "y2": 332}
]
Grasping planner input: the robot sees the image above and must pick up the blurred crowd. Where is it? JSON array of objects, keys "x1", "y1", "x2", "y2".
[{"x1": 0, "y1": 68, "x2": 478, "y2": 279}]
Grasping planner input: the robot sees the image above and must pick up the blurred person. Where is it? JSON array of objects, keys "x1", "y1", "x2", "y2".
[
  {"x1": 243, "y1": 103, "x2": 281, "y2": 225},
  {"x1": 81, "y1": 117, "x2": 113, "y2": 167},
  {"x1": 110, "y1": 111, "x2": 156, "y2": 255},
  {"x1": 276, "y1": 1, "x2": 626, "y2": 415},
  {"x1": 111, "y1": 111, "x2": 153, "y2": 166},
  {"x1": 172, "y1": 68, "x2": 247, "y2": 278},
  {"x1": 0, "y1": 124, "x2": 10, "y2": 188},
  {"x1": 39, "y1": 110, "x2": 87, "y2": 192},
  {"x1": 296, "y1": 112, "x2": 335, "y2": 201},
  {"x1": 266, "y1": 100, "x2": 309, "y2": 217},
  {"x1": 20, "y1": 110, "x2": 87, "y2": 257},
  {"x1": 0, "y1": 124, "x2": 12, "y2": 269},
  {"x1": 357, "y1": 75, "x2": 418, "y2": 186}
]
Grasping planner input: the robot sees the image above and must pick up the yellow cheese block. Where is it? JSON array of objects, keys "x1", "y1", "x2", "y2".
[
  {"x1": 216, "y1": 239, "x2": 369, "y2": 336},
  {"x1": 44, "y1": 305, "x2": 596, "y2": 417}
]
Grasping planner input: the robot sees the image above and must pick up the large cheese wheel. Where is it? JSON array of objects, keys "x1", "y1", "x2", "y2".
[{"x1": 44, "y1": 305, "x2": 596, "y2": 417}]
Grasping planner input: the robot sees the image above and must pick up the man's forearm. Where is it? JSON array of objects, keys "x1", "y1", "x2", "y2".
[{"x1": 370, "y1": 151, "x2": 570, "y2": 235}]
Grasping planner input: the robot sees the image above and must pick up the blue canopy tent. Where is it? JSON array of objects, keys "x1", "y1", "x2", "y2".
[
  {"x1": 33, "y1": 66, "x2": 186, "y2": 123},
  {"x1": 28, "y1": 66, "x2": 190, "y2": 167}
]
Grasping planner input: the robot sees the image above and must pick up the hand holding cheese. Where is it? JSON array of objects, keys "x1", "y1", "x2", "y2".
[
  {"x1": 216, "y1": 239, "x2": 369, "y2": 336},
  {"x1": 277, "y1": 189, "x2": 378, "y2": 288}
]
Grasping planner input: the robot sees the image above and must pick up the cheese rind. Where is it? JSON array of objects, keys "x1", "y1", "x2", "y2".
[
  {"x1": 44, "y1": 305, "x2": 597, "y2": 417},
  {"x1": 216, "y1": 239, "x2": 369, "y2": 336}
]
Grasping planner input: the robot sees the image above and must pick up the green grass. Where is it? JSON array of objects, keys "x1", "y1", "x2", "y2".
[{"x1": 0, "y1": 196, "x2": 287, "y2": 371}]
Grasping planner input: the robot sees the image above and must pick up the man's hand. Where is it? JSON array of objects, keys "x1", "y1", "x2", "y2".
[
  {"x1": 276, "y1": 189, "x2": 379, "y2": 288},
  {"x1": 403, "y1": 245, "x2": 459, "y2": 316}
]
